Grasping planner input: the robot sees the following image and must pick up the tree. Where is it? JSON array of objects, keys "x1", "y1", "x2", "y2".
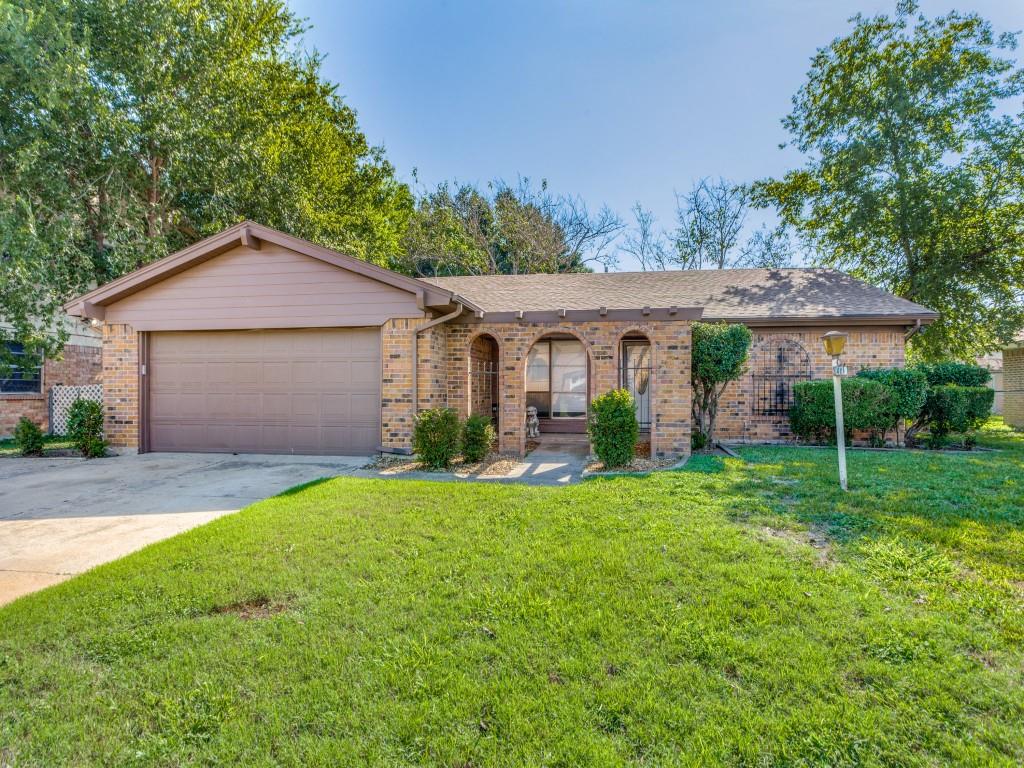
[
  {"x1": 397, "y1": 179, "x2": 623, "y2": 276},
  {"x1": 0, "y1": 0, "x2": 412, "y2": 368},
  {"x1": 675, "y1": 178, "x2": 748, "y2": 269},
  {"x1": 752, "y1": 1, "x2": 1024, "y2": 359},
  {"x1": 622, "y1": 204, "x2": 673, "y2": 271},
  {"x1": 737, "y1": 225, "x2": 795, "y2": 269},
  {"x1": 690, "y1": 322, "x2": 752, "y2": 448}
]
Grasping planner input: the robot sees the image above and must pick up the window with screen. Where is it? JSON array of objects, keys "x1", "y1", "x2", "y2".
[{"x1": 0, "y1": 342, "x2": 43, "y2": 394}]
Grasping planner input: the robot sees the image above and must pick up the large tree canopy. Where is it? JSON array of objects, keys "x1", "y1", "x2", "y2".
[
  {"x1": 397, "y1": 179, "x2": 622, "y2": 276},
  {"x1": 0, "y1": 0, "x2": 412, "y2": 362},
  {"x1": 752, "y1": 1, "x2": 1024, "y2": 359}
]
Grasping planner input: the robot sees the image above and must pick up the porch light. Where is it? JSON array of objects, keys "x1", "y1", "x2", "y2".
[
  {"x1": 821, "y1": 330, "x2": 847, "y2": 358},
  {"x1": 821, "y1": 331, "x2": 849, "y2": 491}
]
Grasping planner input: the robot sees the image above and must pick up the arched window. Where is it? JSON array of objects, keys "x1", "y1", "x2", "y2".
[{"x1": 751, "y1": 338, "x2": 811, "y2": 416}]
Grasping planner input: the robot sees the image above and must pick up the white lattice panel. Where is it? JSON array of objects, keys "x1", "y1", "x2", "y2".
[{"x1": 50, "y1": 384, "x2": 102, "y2": 435}]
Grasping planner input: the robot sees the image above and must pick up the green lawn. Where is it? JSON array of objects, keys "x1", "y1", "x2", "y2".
[
  {"x1": 0, "y1": 434, "x2": 74, "y2": 457},
  {"x1": 1, "y1": 422, "x2": 1022, "y2": 766}
]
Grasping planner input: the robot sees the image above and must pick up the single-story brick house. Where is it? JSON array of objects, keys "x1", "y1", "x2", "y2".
[
  {"x1": 65, "y1": 221, "x2": 937, "y2": 459},
  {"x1": 0, "y1": 319, "x2": 101, "y2": 438}
]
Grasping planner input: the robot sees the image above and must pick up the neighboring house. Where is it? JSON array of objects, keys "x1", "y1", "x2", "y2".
[
  {"x1": 1003, "y1": 335, "x2": 1024, "y2": 429},
  {"x1": 64, "y1": 221, "x2": 937, "y2": 459},
  {"x1": 976, "y1": 350, "x2": 1004, "y2": 415},
  {"x1": 0, "y1": 319, "x2": 102, "y2": 438}
]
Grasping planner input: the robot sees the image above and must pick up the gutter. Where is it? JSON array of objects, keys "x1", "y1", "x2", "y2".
[{"x1": 904, "y1": 319, "x2": 922, "y2": 341}]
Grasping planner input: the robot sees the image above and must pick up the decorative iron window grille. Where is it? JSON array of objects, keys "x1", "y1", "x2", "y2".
[
  {"x1": 0, "y1": 341, "x2": 43, "y2": 394},
  {"x1": 752, "y1": 339, "x2": 811, "y2": 416}
]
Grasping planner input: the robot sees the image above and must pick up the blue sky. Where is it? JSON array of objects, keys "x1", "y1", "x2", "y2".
[{"x1": 289, "y1": 0, "x2": 1022, "y2": 270}]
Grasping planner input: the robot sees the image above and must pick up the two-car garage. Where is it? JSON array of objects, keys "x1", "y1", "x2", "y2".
[{"x1": 147, "y1": 328, "x2": 381, "y2": 455}]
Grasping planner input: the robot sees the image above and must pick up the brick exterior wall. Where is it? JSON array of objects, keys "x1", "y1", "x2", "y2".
[
  {"x1": 443, "y1": 320, "x2": 693, "y2": 459},
  {"x1": 102, "y1": 324, "x2": 140, "y2": 448},
  {"x1": 89, "y1": 315, "x2": 909, "y2": 457},
  {"x1": 715, "y1": 326, "x2": 907, "y2": 443},
  {"x1": 1004, "y1": 347, "x2": 1024, "y2": 429},
  {"x1": 0, "y1": 343, "x2": 101, "y2": 437}
]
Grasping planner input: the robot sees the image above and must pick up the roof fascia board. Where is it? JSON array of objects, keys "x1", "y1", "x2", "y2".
[{"x1": 454, "y1": 307, "x2": 704, "y2": 324}]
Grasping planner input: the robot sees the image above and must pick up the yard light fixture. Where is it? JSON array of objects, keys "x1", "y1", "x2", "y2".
[{"x1": 821, "y1": 331, "x2": 849, "y2": 491}]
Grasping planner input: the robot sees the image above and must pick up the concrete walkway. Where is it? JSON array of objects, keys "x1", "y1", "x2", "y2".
[
  {"x1": 0, "y1": 452, "x2": 366, "y2": 605},
  {"x1": 361, "y1": 445, "x2": 589, "y2": 485}
]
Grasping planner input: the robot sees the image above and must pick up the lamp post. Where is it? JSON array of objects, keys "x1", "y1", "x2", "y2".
[{"x1": 822, "y1": 331, "x2": 849, "y2": 491}]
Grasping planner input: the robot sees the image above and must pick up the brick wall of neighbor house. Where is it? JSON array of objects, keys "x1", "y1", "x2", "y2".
[
  {"x1": 102, "y1": 324, "x2": 140, "y2": 448},
  {"x1": 444, "y1": 320, "x2": 693, "y2": 459},
  {"x1": 1004, "y1": 347, "x2": 1024, "y2": 429},
  {"x1": 0, "y1": 343, "x2": 101, "y2": 436},
  {"x1": 715, "y1": 326, "x2": 907, "y2": 443}
]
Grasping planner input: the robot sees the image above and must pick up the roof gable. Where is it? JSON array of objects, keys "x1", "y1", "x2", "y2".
[{"x1": 66, "y1": 221, "x2": 460, "y2": 319}]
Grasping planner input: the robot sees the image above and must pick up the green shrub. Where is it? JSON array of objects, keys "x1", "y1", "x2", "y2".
[
  {"x1": 412, "y1": 408, "x2": 461, "y2": 469},
  {"x1": 461, "y1": 414, "x2": 496, "y2": 463},
  {"x1": 913, "y1": 361, "x2": 991, "y2": 388},
  {"x1": 855, "y1": 367, "x2": 928, "y2": 444},
  {"x1": 790, "y1": 378, "x2": 894, "y2": 444},
  {"x1": 919, "y1": 385, "x2": 994, "y2": 449},
  {"x1": 691, "y1": 430, "x2": 707, "y2": 452},
  {"x1": 691, "y1": 322, "x2": 752, "y2": 447},
  {"x1": 588, "y1": 389, "x2": 638, "y2": 468},
  {"x1": 903, "y1": 362, "x2": 994, "y2": 448},
  {"x1": 13, "y1": 417, "x2": 44, "y2": 456},
  {"x1": 67, "y1": 398, "x2": 107, "y2": 458}
]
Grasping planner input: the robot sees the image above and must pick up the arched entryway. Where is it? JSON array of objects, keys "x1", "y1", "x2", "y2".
[
  {"x1": 524, "y1": 332, "x2": 591, "y2": 441},
  {"x1": 469, "y1": 333, "x2": 500, "y2": 432},
  {"x1": 619, "y1": 332, "x2": 653, "y2": 433}
]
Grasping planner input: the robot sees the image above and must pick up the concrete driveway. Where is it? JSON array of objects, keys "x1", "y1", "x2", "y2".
[{"x1": 0, "y1": 452, "x2": 367, "y2": 606}]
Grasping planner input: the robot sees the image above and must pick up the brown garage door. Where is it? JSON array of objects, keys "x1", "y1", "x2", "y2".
[{"x1": 148, "y1": 328, "x2": 380, "y2": 455}]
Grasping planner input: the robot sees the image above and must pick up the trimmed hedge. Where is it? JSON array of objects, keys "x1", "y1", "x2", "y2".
[
  {"x1": 914, "y1": 361, "x2": 991, "y2": 388},
  {"x1": 412, "y1": 408, "x2": 461, "y2": 469},
  {"x1": 855, "y1": 367, "x2": 928, "y2": 443},
  {"x1": 588, "y1": 388, "x2": 638, "y2": 468},
  {"x1": 461, "y1": 414, "x2": 496, "y2": 463},
  {"x1": 13, "y1": 417, "x2": 44, "y2": 456},
  {"x1": 904, "y1": 362, "x2": 993, "y2": 448},
  {"x1": 67, "y1": 398, "x2": 107, "y2": 458},
  {"x1": 919, "y1": 385, "x2": 994, "y2": 449},
  {"x1": 790, "y1": 378, "x2": 894, "y2": 445}
]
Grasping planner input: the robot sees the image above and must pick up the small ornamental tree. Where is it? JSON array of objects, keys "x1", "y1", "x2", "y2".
[
  {"x1": 691, "y1": 322, "x2": 752, "y2": 448},
  {"x1": 588, "y1": 389, "x2": 638, "y2": 468}
]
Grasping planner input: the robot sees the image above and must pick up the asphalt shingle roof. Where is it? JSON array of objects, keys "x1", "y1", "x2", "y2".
[{"x1": 420, "y1": 268, "x2": 937, "y2": 322}]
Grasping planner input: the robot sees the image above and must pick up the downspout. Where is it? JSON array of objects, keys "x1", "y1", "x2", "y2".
[
  {"x1": 410, "y1": 301, "x2": 465, "y2": 423},
  {"x1": 904, "y1": 319, "x2": 922, "y2": 341}
]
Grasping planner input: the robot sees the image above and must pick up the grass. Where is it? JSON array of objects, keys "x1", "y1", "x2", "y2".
[
  {"x1": 0, "y1": 434, "x2": 75, "y2": 457},
  {"x1": 1, "y1": 420, "x2": 1022, "y2": 766}
]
